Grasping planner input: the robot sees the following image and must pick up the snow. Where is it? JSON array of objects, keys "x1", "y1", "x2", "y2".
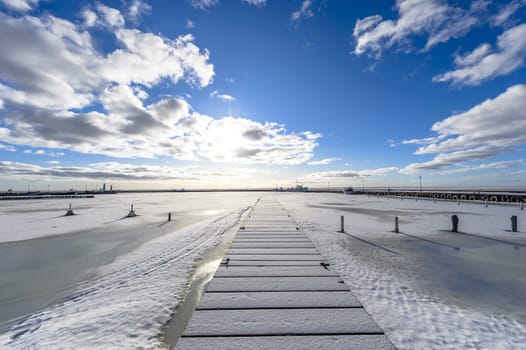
[
  {"x1": 197, "y1": 291, "x2": 361, "y2": 309},
  {"x1": 0, "y1": 204, "x2": 251, "y2": 349},
  {"x1": 206, "y1": 276, "x2": 349, "y2": 292},
  {"x1": 277, "y1": 193, "x2": 526, "y2": 349},
  {"x1": 2, "y1": 192, "x2": 526, "y2": 349},
  {"x1": 182, "y1": 308, "x2": 382, "y2": 335},
  {"x1": 176, "y1": 334, "x2": 394, "y2": 350},
  {"x1": 214, "y1": 265, "x2": 338, "y2": 277},
  {"x1": 0, "y1": 192, "x2": 254, "y2": 243}
]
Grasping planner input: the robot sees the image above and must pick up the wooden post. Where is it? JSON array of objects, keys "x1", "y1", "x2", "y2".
[
  {"x1": 340, "y1": 215, "x2": 344, "y2": 233},
  {"x1": 485, "y1": 199, "x2": 488, "y2": 208},
  {"x1": 521, "y1": 202, "x2": 524, "y2": 210},
  {"x1": 451, "y1": 215, "x2": 459, "y2": 233},
  {"x1": 395, "y1": 216, "x2": 399, "y2": 233},
  {"x1": 168, "y1": 212, "x2": 172, "y2": 222},
  {"x1": 511, "y1": 216, "x2": 518, "y2": 232}
]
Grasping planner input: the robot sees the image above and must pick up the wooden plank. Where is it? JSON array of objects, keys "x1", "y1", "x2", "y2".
[
  {"x1": 182, "y1": 308, "x2": 383, "y2": 336},
  {"x1": 214, "y1": 265, "x2": 338, "y2": 277},
  {"x1": 227, "y1": 248, "x2": 320, "y2": 255},
  {"x1": 223, "y1": 254, "x2": 325, "y2": 261},
  {"x1": 176, "y1": 335, "x2": 395, "y2": 350},
  {"x1": 197, "y1": 291, "x2": 362, "y2": 309},
  {"x1": 230, "y1": 242, "x2": 316, "y2": 248},
  {"x1": 206, "y1": 276, "x2": 349, "y2": 292}
]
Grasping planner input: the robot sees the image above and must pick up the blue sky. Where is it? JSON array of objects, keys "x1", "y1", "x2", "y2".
[{"x1": 1, "y1": 0, "x2": 526, "y2": 190}]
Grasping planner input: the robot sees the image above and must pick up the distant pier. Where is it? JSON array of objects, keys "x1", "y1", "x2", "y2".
[{"x1": 0, "y1": 194, "x2": 95, "y2": 200}]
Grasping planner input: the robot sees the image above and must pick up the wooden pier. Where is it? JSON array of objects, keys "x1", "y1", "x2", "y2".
[{"x1": 175, "y1": 198, "x2": 394, "y2": 349}]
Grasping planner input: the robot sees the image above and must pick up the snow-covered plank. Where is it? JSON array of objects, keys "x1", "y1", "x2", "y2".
[
  {"x1": 197, "y1": 291, "x2": 361, "y2": 309},
  {"x1": 206, "y1": 276, "x2": 349, "y2": 292},
  {"x1": 230, "y1": 242, "x2": 316, "y2": 248},
  {"x1": 214, "y1": 265, "x2": 338, "y2": 277},
  {"x1": 234, "y1": 238, "x2": 311, "y2": 242},
  {"x1": 224, "y1": 254, "x2": 324, "y2": 261},
  {"x1": 227, "y1": 248, "x2": 320, "y2": 255},
  {"x1": 176, "y1": 334, "x2": 394, "y2": 350},
  {"x1": 236, "y1": 233, "x2": 306, "y2": 237},
  {"x1": 221, "y1": 260, "x2": 324, "y2": 266},
  {"x1": 182, "y1": 308, "x2": 382, "y2": 336}
]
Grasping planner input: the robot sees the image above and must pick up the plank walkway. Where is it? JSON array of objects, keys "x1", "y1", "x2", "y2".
[{"x1": 175, "y1": 198, "x2": 394, "y2": 350}]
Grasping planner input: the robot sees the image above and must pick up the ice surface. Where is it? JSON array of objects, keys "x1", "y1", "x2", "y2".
[{"x1": 0, "y1": 206, "x2": 250, "y2": 349}]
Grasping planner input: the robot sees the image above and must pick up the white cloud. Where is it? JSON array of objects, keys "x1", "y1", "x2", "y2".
[
  {"x1": 441, "y1": 160, "x2": 523, "y2": 175},
  {"x1": 0, "y1": 161, "x2": 262, "y2": 183},
  {"x1": 387, "y1": 139, "x2": 396, "y2": 148},
  {"x1": 307, "y1": 157, "x2": 340, "y2": 165},
  {"x1": 0, "y1": 8, "x2": 320, "y2": 165},
  {"x1": 243, "y1": 0, "x2": 266, "y2": 6},
  {"x1": 96, "y1": 4, "x2": 125, "y2": 28},
  {"x1": 0, "y1": 0, "x2": 39, "y2": 12},
  {"x1": 291, "y1": 0, "x2": 314, "y2": 24},
  {"x1": 308, "y1": 167, "x2": 398, "y2": 178},
  {"x1": 353, "y1": 0, "x2": 487, "y2": 59},
  {"x1": 210, "y1": 90, "x2": 236, "y2": 102},
  {"x1": 191, "y1": 0, "x2": 218, "y2": 10},
  {"x1": 493, "y1": 0, "x2": 526, "y2": 27},
  {"x1": 401, "y1": 84, "x2": 526, "y2": 173},
  {"x1": 0, "y1": 143, "x2": 16, "y2": 152},
  {"x1": 127, "y1": 0, "x2": 151, "y2": 22},
  {"x1": 82, "y1": 9, "x2": 97, "y2": 27},
  {"x1": 186, "y1": 19, "x2": 195, "y2": 29},
  {"x1": 46, "y1": 160, "x2": 60, "y2": 165},
  {"x1": 34, "y1": 149, "x2": 45, "y2": 155},
  {"x1": 433, "y1": 23, "x2": 526, "y2": 86}
]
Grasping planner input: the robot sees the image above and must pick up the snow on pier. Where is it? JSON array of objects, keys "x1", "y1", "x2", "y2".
[{"x1": 175, "y1": 198, "x2": 394, "y2": 350}]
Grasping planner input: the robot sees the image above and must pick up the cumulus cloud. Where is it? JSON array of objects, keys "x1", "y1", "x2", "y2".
[
  {"x1": 0, "y1": 0, "x2": 39, "y2": 12},
  {"x1": 353, "y1": 0, "x2": 487, "y2": 59},
  {"x1": 433, "y1": 23, "x2": 526, "y2": 86},
  {"x1": 307, "y1": 157, "x2": 340, "y2": 166},
  {"x1": 308, "y1": 167, "x2": 398, "y2": 178},
  {"x1": 0, "y1": 6, "x2": 320, "y2": 165},
  {"x1": 401, "y1": 84, "x2": 526, "y2": 173},
  {"x1": 127, "y1": 0, "x2": 151, "y2": 22}
]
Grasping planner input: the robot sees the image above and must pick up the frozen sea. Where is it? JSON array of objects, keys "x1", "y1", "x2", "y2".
[{"x1": 1, "y1": 192, "x2": 526, "y2": 349}]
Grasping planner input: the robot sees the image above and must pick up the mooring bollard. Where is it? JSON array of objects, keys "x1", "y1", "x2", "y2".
[
  {"x1": 127, "y1": 203, "x2": 136, "y2": 217},
  {"x1": 451, "y1": 215, "x2": 459, "y2": 232},
  {"x1": 65, "y1": 203, "x2": 75, "y2": 216},
  {"x1": 340, "y1": 215, "x2": 344, "y2": 233},
  {"x1": 395, "y1": 216, "x2": 399, "y2": 233},
  {"x1": 168, "y1": 212, "x2": 171, "y2": 222},
  {"x1": 511, "y1": 215, "x2": 518, "y2": 232},
  {"x1": 485, "y1": 199, "x2": 488, "y2": 208}
]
